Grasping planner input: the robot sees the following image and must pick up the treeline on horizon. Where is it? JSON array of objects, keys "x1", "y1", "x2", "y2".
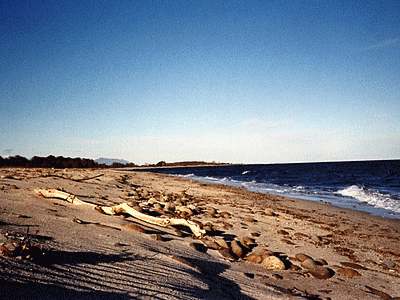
[
  {"x1": 0, "y1": 155, "x2": 136, "y2": 168},
  {"x1": 0, "y1": 155, "x2": 225, "y2": 169}
]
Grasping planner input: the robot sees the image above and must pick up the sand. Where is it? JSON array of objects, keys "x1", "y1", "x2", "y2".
[{"x1": 0, "y1": 167, "x2": 399, "y2": 299}]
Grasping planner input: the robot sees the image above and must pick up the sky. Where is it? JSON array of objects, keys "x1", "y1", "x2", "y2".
[{"x1": 1, "y1": 0, "x2": 399, "y2": 165}]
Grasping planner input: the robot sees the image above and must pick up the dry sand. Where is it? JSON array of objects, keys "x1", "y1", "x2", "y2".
[{"x1": 0, "y1": 168, "x2": 399, "y2": 299}]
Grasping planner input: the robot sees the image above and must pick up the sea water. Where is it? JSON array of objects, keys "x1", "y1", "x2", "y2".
[{"x1": 134, "y1": 160, "x2": 400, "y2": 219}]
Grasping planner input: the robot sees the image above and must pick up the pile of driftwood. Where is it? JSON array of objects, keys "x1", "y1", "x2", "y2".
[{"x1": 34, "y1": 188, "x2": 206, "y2": 237}]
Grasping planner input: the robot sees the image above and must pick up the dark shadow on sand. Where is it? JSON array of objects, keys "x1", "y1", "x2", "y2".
[
  {"x1": 1, "y1": 247, "x2": 266, "y2": 300},
  {"x1": 0, "y1": 279, "x2": 132, "y2": 300}
]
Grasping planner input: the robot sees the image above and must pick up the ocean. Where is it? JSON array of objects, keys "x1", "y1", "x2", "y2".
[{"x1": 134, "y1": 160, "x2": 400, "y2": 219}]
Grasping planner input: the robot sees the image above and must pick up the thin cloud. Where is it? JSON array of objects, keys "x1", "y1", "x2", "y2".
[{"x1": 361, "y1": 38, "x2": 399, "y2": 51}]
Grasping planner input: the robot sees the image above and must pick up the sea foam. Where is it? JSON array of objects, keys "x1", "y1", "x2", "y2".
[{"x1": 336, "y1": 185, "x2": 400, "y2": 213}]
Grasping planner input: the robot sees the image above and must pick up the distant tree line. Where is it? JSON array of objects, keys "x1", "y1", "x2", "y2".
[{"x1": 0, "y1": 155, "x2": 137, "y2": 169}]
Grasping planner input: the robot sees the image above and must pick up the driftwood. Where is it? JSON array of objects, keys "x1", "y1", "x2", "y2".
[
  {"x1": 34, "y1": 188, "x2": 205, "y2": 237},
  {"x1": 41, "y1": 173, "x2": 105, "y2": 182}
]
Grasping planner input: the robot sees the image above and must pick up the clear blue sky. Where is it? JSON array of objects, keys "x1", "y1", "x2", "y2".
[{"x1": 1, "y1": 0, "x2": 399, "y2": 164}]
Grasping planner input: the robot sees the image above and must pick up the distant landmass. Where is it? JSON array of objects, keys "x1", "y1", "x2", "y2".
[{"x1": 95, "y1": 157, "x2": 131, "y2": 166}]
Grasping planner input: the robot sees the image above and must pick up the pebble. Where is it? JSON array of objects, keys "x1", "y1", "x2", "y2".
[
  {"x1": 294, "y1": 232, "x2": 310, "y2": 238},
  {"x1": 340, "y1": 262, "x2": 367, "y2": 270},
  {"x1": 215, "y1": 239, "x2": 229, "y2": 249},
  {"x1": 309, "y1": 265, "x2": 332, "y2": 279},
  {"x1": 177, "y1": 206, "x2": 194, "y2": 216},
  {"x1": 230, "y1": 240, "x2": 244, "y2": 258},
  {"x1": 295, "y1": 253, "x2": 313, "y2": 262},
  {"x1": 245, "y1": 254, "x2": 264, "y2": 264},
  {"x1": 207, "y1": 207, "x2": 217, "y2": 215},
  {"x1": 264, "y1": 209, "x2": 275, "y2": 216},
  {"x1": 152, "y1": 203, "x2": 162, "y2": 210},
  {"x1": 337, "y1": 268, "x2": 361, "y2": 277},
  {"x1": 237, "y1": 239, "x2": 251, "y2": 250},
  {"x1": 203, "y1": 224, "x2": 213, "y2": 231},
  {"x1": 163, "y1": 202, "x2": 175, "y2": 212},
  {"x1": 301, "y1": 258, "x2": 317, "y2": 269},
  {"x1": 244, "y1": 217, "x2": 256, "y2": 222},
  {"x1": 315, "y1": 258, "x2": 328, "y2": 265},
  {"x1": 277, "y1": 229, "x2": 289, "y2": 235},
  {"x1": 241, "y1": 237, "x2": 256, "y2": 245},
  {"x1": 383, "y1": 260, "x2": 396, "y2": 269},
  {"x1": 219, "y1": 211, "x2": 231, "y2": 218},
  {"x1": 261, "y1": 255, "x2": 286, "y2": 270},
  {"x1": 256, "y1": 248, "x2": 274, "y2": 256},
  {"x1": 217, "y1": 249, "x2": 236, "y2": 261},
  {"x1": 150, "y1": 234, "x2": 164, "y2": 241},
  {"x1": 289, "y1": 264, "x2": 302, "y2": 271},
  {"x1": 126, "y1": 200, "x2": 138, "y2": 207},
  {"x1": 147, "y1": 197, "x2": 158, "y2": 205},
  {"x1": 201, "y1": 239, "x2": 220, "y2": 250}
]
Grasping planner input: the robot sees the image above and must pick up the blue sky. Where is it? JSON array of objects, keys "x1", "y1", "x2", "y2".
[{"x1": 1, "y1": 0, "x2": 399, "y2": 164}]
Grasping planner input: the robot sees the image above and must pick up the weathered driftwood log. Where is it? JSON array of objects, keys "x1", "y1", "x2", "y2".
[{"x1": 34, "y1": 188, "x2": 205, "y2": 237}]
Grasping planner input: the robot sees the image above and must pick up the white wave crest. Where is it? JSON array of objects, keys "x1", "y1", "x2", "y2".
[{"x1": 336, "y1": 185, "x2": 400, "y2": 213}]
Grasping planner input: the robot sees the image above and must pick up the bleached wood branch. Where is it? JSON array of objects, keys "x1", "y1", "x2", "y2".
[{"x1": 34, "y1": 188, "x2": 205, "y2": 237}]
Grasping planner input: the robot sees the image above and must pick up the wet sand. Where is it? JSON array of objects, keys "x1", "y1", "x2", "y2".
[{"x1": 1, "y1": 168, "x2": 399, "y2": 299}]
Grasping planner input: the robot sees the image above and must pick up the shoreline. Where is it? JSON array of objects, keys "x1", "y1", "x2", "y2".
[
  {"x1": 127, "y1": 163, "x2": 400, "y2": 221},
  {"x1": 1, "y1": 168, "x2": 399, "y2": 299}
]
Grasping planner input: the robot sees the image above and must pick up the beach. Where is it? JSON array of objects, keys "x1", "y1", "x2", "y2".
[{"x1": 1, "y1": 168, "x2": 399, "y2": 299}]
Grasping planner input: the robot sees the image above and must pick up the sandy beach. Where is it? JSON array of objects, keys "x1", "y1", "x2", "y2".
[{"x1": 1, "y1": 168, "x2": 399, "y2": 299}]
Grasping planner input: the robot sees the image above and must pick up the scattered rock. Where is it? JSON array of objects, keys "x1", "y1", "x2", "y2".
[
  {"x1": 264, "y1": 209, "x2": 276, "y2": 216},
  {"x1": 301, "y1": 258, "x2": 317, "y2": 269},
  {"x1": 340, "y1": 262, "x2": 367, "y2": 270},
  {"x1": 203, "y1": 224, "x2": 213, "y2": 231},
  {"x1": 215, "y1": 239, "x2": 229, "y2": 249},
  {"x1": 256, "y1": 248, "x2": 274, "y2": 256},
  {"x1": 315, "y1": 258, "x2": 328, "y2": 266},
  {"x1": 243, "y1": 217, "x2": 256, "y2": 223},
  {"x1": 241, "y1": 237, "x2": 256, "y2": 245},
  {"x1": 294, "y1": 232, "x2": 310, "y2": 238},
  {"x1": 281, "y1": 239, "x2": 296, "y2": 245},
  {"x1": 296, "y1": 253, "x2": 313, "y2": 262},
  {"x1": 277, "y1": 229, "x2": 290, "y2": 235},
  {"x1": 261, "y1": 255, "x2": 286, "y2": 270},
  {"x1": 207, "y1": 207, "x2": 217, "y2": 215},
  {"x1": 337, "y1": 268, "x2": 361, "y2": 277},
  {"x1": 201, "y1": 239, "x2": 220, "y2": 250},
  {"x1": 177, "y1": 206, "x2": 194, "y2": 216},
  {"x1": 150, "y1": 234, "x2": 165, "y2": 241},
  {"x1": 230, "y1": 240, "x2": 244, "y2": 258},
  {"x1": 245, "y1": 253, "x2": 264, "y2": 264},
  {"x1": 290, "y1": 264, "x2": 302, "y2": 271},
  {"x1": 309, "y1": 266, "x2": 332, "y2": 279},
  {"x1": 163, "y1": 202, "x2": 175, "y2": 212},
  {"x1": 217, "y1": 249, "x2": 236, "y2": 261},
  {"x1": 219, "y1": 211, "x2": 231, "y2": 218},
  {"x1": 383, "y1": 260, "x2": 396, "y2": 269}
]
